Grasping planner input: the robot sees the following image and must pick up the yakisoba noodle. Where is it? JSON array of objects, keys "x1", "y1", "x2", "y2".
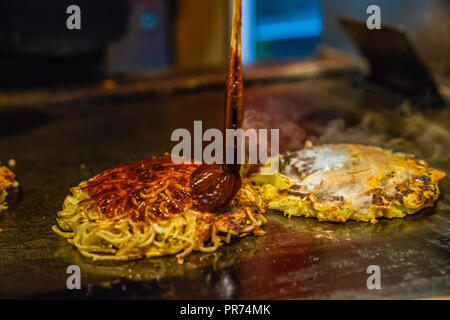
[
  {"x1": 0, "y1": 166, "x2": 17, "y2": 211},
  {"x1": 53, "y1": 154, "x2": 267, "y2": 263}
]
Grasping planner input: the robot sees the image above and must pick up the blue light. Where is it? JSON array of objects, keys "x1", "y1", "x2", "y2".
[
  {"x1": 241, "y1": 0, "x2": 323, "y2": 63},
  {"x1": 140, "y1": 10, "x2": 158, "y2": 32},
  {"x1": 242, "y1": 0, "x2": 257, "y2": 64},
  {"x1": 256, "y1": 19, "x2": 323, "y2": 42}
]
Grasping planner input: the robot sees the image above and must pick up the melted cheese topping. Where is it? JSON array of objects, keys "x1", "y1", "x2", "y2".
[{"x1": 281, "y1": 144, "x2": 428, "y2": 213}]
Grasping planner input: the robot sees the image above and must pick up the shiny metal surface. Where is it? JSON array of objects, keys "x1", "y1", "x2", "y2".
[{"x1": 0, "y1": 75, "x2": 449, "y2": 299}]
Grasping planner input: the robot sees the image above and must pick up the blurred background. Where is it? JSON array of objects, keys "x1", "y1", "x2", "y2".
[{"x1": 0, "y1": 0, "x2": 449, "y2": 88}]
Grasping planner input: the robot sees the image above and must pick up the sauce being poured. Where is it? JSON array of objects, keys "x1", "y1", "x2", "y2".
[
  {"x1": 190, "y1": 0, "x2": 244, "y2": 213},
  {"x1": 190, "y1": 163, "x2": 241, "y2": 213}
]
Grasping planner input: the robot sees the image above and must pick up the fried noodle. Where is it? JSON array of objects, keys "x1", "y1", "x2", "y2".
[{"x1": 53, "y1": 155, "x2": 266, "y2": 263}]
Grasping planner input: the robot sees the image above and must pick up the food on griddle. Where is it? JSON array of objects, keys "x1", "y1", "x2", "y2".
[
  {"x1": 251, "y1": 143, "x2": 445, "y2": 223},
  {"x1": 0, "y1": 166, "x2": 17, "y2": 211},
  {"x1": 53, "y1": 154, "x2": 266, "y2": 263},
  {"x1": 53, "y1": 0, "x2": 261, "y2": 263}
]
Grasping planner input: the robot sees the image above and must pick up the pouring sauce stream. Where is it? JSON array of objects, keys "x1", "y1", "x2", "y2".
[{"x1": 190, "y1": 0, "x2": 243, "y2": 213}]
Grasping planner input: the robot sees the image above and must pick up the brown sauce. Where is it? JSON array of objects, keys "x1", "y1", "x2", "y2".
[
  {"x1": 190, "y1": 0, "x2": 244, "y2": 213},
  {"x1": 86, "y1": 1, "x2": 245, "y2": 217},
  {"x1": 190, "y1": 163, "x2": 241, "y2": 213},
  {"x1": 83, "y1": 154, "x2": 199, "y2": 222}
]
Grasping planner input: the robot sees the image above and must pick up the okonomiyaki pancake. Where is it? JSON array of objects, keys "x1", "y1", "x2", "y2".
[
  {"x1": 251, "y1": 144, "x2": 445, "y2": 223},
  {"x1": 0, "y1": 166, "x2": 17, "y2": 212},
  {"x1": 53, "y1": 154, "x2": 267, "y2": 263}
]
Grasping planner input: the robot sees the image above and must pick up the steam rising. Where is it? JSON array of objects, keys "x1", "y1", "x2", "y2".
[
  {"x1": 243, "y1": 96, "x2": 308, "y2": 154},
  {"x1": 316, "y1": 103, "x2": 450, "y2": 166},
  {"x1": 244, "y1": 94, "x2": 449, "y2": 169}
]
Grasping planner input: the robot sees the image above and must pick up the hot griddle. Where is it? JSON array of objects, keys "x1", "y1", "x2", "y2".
[{"x1": 0, "y1": 60, "x2": 449, "y2": 299}]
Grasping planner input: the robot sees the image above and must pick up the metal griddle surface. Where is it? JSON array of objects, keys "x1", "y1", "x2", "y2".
[{"x1": 0, "y1": 76, "x2": 449, "y2": 299}]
